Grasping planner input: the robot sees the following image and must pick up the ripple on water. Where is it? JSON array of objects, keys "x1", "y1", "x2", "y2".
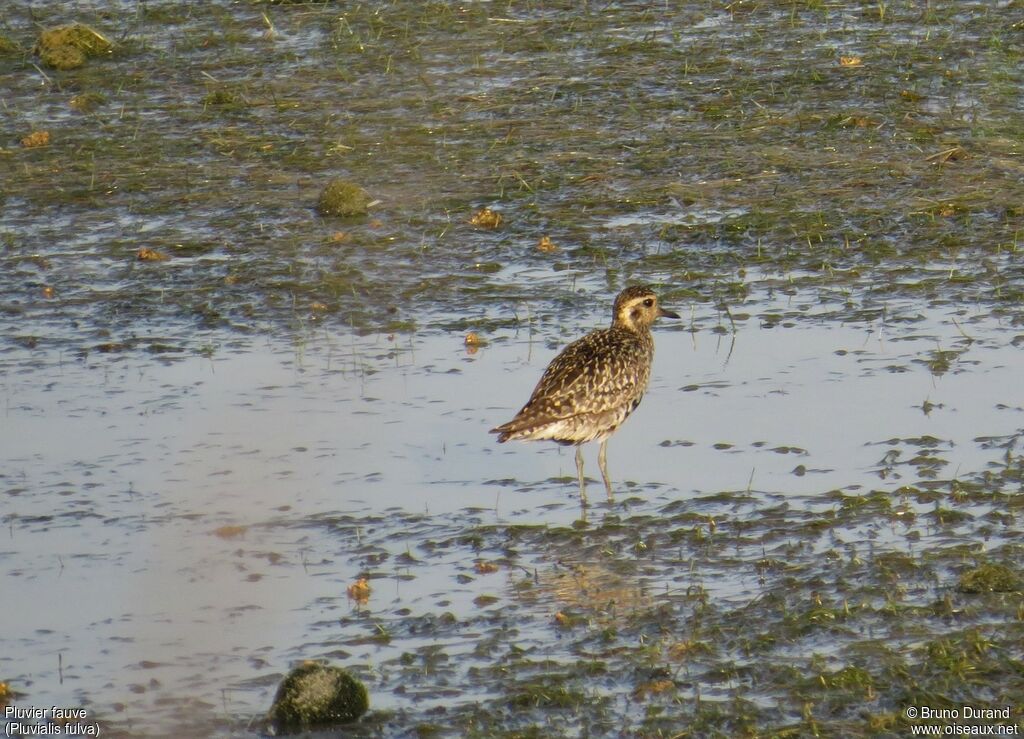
[{"x1": 1, "y1": 294, "x2": 1023, "y2": 732}]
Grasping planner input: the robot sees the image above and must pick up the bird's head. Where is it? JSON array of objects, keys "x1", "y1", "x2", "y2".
[{"x1": 612, "y1": 285, "x2": 680, "y2": 331}]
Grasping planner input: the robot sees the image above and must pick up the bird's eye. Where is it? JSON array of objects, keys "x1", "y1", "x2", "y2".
[{"x1": 643, "y1": 298, "x2": 654, "y2": 307}]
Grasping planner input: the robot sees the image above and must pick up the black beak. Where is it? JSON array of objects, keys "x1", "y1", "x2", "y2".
[{"x1": 659, "y1": 306, "x2": 681, "y2": 319}]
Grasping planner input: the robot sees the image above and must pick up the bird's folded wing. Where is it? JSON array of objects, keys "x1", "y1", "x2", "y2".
[{"x1": 519, "y1": 339, "x2": 641, "y2": 420}]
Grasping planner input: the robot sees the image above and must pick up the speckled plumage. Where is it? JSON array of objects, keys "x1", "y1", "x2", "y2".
[{"x1": 491, "y1": 285, "x2": 678, "y2": 503}]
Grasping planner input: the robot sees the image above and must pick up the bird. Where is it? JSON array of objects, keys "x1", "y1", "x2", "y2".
[{"x1": 491, "y1": 284, "x2": 679, "y2": 504}]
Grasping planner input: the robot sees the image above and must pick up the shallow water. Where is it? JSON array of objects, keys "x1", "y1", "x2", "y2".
[{"x1": 3, "y1": 285, "x2": 1022, "y2": 734}]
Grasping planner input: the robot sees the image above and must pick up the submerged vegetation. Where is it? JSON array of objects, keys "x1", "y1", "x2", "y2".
[
  {"x1": 308, "y1": 450, "x2": 1024, "y2": 737},
  {"x1": 2, "y1": 1, "x2": 1023, "y2": 347},
  {"x1": 1, "y1": 1, "x2": 1023, "y2": 736}
]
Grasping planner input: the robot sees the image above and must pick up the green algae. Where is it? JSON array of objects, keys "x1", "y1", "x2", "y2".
[
  {"x1": 200, "y1": 87, "x2": 247, "y2": 111},
  {"x1": 317, "y1": 179, "x2": 373, "y2": 217},
  {"x1": 0, "y1": 35, "x2": 22, "y2": 56},
  {"x1": 957, "y1": 563, "x2": 1021, "y2": 594},
  {"x1": 34, "y1": 24, "x2": 112, "y2": 70}
]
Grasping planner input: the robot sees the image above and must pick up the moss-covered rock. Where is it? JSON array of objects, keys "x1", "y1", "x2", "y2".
[
  {"x1": 317, "y1": 179, "x2": 372, "y2": 217},
  {"x1": 269, "y1": 661, "x2": 369, "y2": 733},
  {"x1": 957, "y1": 563, "x2": 1020, "y2": 593},
  {"x1": 35, "y1": 24, "x2": 112, "y2": 70}
]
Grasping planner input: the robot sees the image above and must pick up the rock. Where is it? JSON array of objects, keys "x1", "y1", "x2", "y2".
[{"x1": 269, "y1": 661, "x2": 369, "y2": 733}]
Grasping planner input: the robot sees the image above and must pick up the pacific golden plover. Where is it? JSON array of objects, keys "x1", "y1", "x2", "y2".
[{"x1": 491, "y1": 285, "x2": 678, "y2": 503}]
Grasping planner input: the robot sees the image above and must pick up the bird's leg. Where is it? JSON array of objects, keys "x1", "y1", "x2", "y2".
[
  {"x1": 575, "y1": 445, "x2": 588, "y2": 505},
  {"x1": 598, "y1": 439, "x2": 613, "y2": 501}
]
